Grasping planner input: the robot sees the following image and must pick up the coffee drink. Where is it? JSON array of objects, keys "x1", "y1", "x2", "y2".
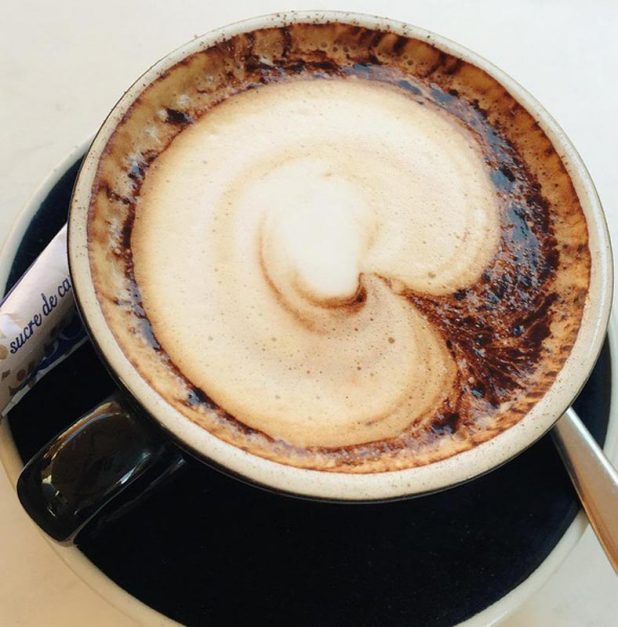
[{"x1": 87, "y1": 21, "x2": 590, "y2": 472}]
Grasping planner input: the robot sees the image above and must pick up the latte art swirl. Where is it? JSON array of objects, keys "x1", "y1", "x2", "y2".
[
  {"x1": 133, "y1": 79, "x2": 500, "y2": 447},
  {"x1": 89, "y1": 21, "x2": 590, "y2": 476}
]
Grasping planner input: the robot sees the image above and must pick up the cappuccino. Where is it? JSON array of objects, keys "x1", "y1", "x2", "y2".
[{"x1": 87, "y1": 22, "x2": 590, "y2": 472}]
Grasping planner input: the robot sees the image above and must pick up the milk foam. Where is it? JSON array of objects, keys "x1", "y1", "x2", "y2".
[{"x1": 132, "y1": 78, "x2": 500, "y2": 448}]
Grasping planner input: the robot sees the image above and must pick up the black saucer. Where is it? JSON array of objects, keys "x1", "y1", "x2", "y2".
[{"x1": 5, "y1": 157, "x2": 612, "y2": 626}]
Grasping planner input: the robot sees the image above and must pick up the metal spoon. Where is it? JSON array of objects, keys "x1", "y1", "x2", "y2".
[{"x1": 552, "y1": 406, "x2": 618, "y2": 573}]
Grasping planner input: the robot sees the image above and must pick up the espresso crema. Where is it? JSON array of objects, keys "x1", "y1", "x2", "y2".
[{"x1": 88, "y1": 22, "x2": 590, "y2": 472}]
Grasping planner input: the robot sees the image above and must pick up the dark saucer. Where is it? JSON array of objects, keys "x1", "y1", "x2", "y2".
[{"x1": 4, "y1": 156, "x2": 613, "y2": 627}]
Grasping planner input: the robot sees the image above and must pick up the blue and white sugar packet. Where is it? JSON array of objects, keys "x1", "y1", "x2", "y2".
[{"x1": 0, "y1": 225, "x2": 87, "y2": 415}]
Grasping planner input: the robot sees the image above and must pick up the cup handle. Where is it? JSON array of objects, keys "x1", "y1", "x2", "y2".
[{"x1": 17, "y1": 394, "x2": 185, "y2": 544}]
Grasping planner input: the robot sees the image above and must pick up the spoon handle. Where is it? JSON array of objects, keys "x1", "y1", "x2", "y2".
[{"x1": 552, "y1": 407, "x2": 618, "y2": 573}]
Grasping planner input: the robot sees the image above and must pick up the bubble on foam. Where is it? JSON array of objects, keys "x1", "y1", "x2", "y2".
[{"x1": 132, "y1": 78, "x2": 500, "y2": 448}]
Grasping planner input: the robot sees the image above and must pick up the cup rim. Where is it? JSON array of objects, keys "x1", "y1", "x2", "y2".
[
  {"x1": 68, "y1": 10, "x2": 613, "y2": 501},
  {"x1": 2, "y1": 139, "x2": 616, "y2": 627}
]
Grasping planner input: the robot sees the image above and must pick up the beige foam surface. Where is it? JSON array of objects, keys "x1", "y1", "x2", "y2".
[{"x1": 133, "y1": 78, "x2": 498, "y2": 448}]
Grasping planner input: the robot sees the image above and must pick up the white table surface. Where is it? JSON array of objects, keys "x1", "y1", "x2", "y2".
[{"x1": 0, "y1": 1, "x2": 616, "y2": 625}]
